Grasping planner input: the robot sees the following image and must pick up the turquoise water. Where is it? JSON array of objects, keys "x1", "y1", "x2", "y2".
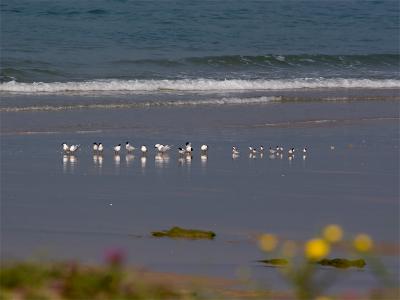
[{"x1": 1, "y1": 0, "x2": 399, "y2": 93}]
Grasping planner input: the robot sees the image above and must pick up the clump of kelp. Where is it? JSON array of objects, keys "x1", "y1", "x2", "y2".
[
  {"x1": 152, "y1": 226, "x2": 216, "y2": 240},
  {"x1": 0, "y1": 250, "x2": 196, "y2": 300},
  {"x1": 318, "y1": 258, "x2": 366, "y2": 269},
  {"x1": 259, "y1": 258, "x2": 366, "y2": 268},
  {"x1": 258, "y1": 258, "x2": 289, "y2": 266}
]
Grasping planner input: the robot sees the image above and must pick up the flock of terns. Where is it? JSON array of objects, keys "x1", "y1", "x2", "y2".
[
  {"x1": 62, "y1": 142, "x2": 205, "y2": 155},
  {"x1": 61, "y1": 142, "x2": 308, "y2": 161}
]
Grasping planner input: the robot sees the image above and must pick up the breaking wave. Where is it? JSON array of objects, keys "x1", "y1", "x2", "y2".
[{"x1": 1, "y1": 78, "x2": 399, "y2": 94}]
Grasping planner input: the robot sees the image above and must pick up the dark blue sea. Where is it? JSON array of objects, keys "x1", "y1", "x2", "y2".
[{"x1": 0, "y1": 0, "x2": 399, "y2": 98}]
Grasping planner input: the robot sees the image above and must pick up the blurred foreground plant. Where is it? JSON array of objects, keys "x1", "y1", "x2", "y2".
[
  {"x1": 0, "y1": 248, "x2": 196, "y2": 300},
  {"x1": 258, "y1": 224, "x2": 398, "y2": 300}
]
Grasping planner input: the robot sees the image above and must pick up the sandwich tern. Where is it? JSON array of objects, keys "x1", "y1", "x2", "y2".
[
  {"x1": 113, "y1": 144, "x2": 121, "y2": 154},
  {"x1": 140, "y1": 145, "x2": 148, "y2": 154},
  {"x1": 126, "y1": 142, "x2": 135, "y2": 153},
  {"x1": 98, "y1": 143, "x2": 104, "y2": 153},
  {"x1": 185, "y1": 142, "x2": 193, "y2": 153},
  {"x1": 62, "y1": 143, "x2": 69, "y2": 153},
  {"x1": 69, "y1": 144, "x2": 80, "y2": 154},
  {"x1": 248, "y1": 147, "x2": 257, "y2": 155},
  {"x1": 200, "y1": 144, "x2": 208, "y2": 152},
  {"x1": 155, "y1": 144, "x2": 171, "y2": 153}
]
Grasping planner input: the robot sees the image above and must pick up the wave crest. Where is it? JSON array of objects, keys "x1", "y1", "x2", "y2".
[{"x1": 1, "y1": 78, "x2": 399, "y2": 94}]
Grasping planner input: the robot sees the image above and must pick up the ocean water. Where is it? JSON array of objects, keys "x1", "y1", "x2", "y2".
[{"x1": 1, "y1": 0, "x2": 399, "y2": 98}]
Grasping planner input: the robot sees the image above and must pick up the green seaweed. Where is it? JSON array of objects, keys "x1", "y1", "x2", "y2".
[
  {"x1": 317, "y1": 258, "x2": 366, "y2": 269},
  {"x1": 259, "y1": 258, "x2": 289, "y2": 266},
  {"x1": 259, "y1": 258, "x2": 366, "y2": 269},
  {"x1": 152, "y1": 226, "x2": 216, "y2": 240}
]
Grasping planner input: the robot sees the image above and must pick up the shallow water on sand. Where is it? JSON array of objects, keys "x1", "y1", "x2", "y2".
[{"x1": 1, "y1": 101, "x2": 399, "y2": 292}]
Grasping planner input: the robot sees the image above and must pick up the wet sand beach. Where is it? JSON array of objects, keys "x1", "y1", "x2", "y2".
[{"x1": 1, "y1": 98, "x2": 399, "y2": 294}]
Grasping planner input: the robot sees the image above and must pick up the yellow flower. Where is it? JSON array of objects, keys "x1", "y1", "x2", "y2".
[
  {"x1": 323, "y1": 224, "x2": 343, "y2": 243},
  {"x1": 354, "y1": 234, "x2": 373, "y2": 252},
  {"x1": 258, "y1": 234, "x2": 278, "y2": 252},
  {"x1": 282, "y1": 240, "x2": 297, "y2": 257},
  {"x1": 305, "y1": 238, "x2": 330, "y2": 260}
]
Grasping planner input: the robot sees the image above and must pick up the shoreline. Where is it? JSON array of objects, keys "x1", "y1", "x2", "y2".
[
  {"x1": 1, "y1": 98, "x2": 399, "y2": 135},
  {"x1": 1, "y1": 88, "x2": 399, "y2": 111},
  {"x1": 1, "y1": 117, "x2": 399, "y2": 136}
]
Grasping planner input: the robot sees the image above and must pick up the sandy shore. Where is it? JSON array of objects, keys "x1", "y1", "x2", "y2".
[{"x1": 1, "y1": 99, "x2": 399, "y2": 293}]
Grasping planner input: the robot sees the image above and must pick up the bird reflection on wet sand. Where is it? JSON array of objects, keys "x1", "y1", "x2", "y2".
[
  {"x1": 140, "y1": 156, "x2": 147, "y2": 170},
  {"x1": 125, "y1": 154, "x2": 135, "y2": 166},
  {"x1": 155, "y1": 153, "x2": 170, "y2": 169},
  {"x1": 114, "y1": 154, "x2": 121, "y2": 166},
  {"x1": 62, "y1": 155, "x2": 78, "y2": 174}
]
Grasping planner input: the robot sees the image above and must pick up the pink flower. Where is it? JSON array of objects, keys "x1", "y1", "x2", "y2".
[{"x1": 104, "y1": 248, "x2": 126, "y2": 266}]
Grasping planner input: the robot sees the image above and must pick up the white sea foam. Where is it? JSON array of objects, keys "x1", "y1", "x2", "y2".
[
  {"x1": 0, "y1": 96, "x2": 279, "y2": 112},
  {"x1": 1, "y1": 78, "x2": 399, "y2": 94}
]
